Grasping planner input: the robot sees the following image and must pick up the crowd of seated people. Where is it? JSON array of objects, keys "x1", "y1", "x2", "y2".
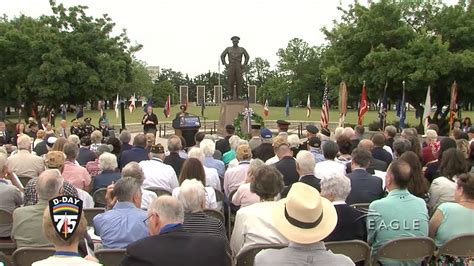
[{"x1": 0, "y1": 116, "x2": 473, "y2": 265}]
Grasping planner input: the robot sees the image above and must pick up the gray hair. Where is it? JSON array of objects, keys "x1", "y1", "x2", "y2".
[
  {"x1": 393, "y1": 138, "x2": 411, "y2": 157},
  {"x1": 119, "y1": 130, "x2": 132, "y2": 145},
  {"x1": 426, "y1": 129, "x2": 438, "y2": 141},
  {"x1": 287, "y1": 134, "x2": 300, "y2": 148},
  {"x1": 99, "y1": 152, "x2": 118, "y2": 171},
  {"x1": 385, "y1": 125, "x2": 397, "y2": 138},
  {"x1": 334, "y1": 127, "x2": 344, "y2": 141},
  {"x1": 247, "y1": 159, "x2": 264, "y2": 178},
  {"x1": 320, "y1": 173, "x2": 351, "y2": 201},
  {"x1": 37, "y1": 169, "x2": 64, "y2": 200},
  {"x1": 113, "y1": 177, "x2": 142, "y2": 202},
  {"x1": 296, "y1": 150, "x2": 316, "y2": 174},
  {"x1": 229, "y1": 135, "x2": 241, "y2": 150},
  {"x1": 121, "y1": 162, "x2": 145, "y2": 184},
  {"x1": 90, "y1": 130, "x2": 103, "y2": 144},
  {"x1": 187, "y1": 147, "x2": 204, "y2": 162},
  {"x1": 167, "y1": 135, "x2": 182, "y2": 152},
  {"x1": 63, "y1": 143, "x2": 79, "y2": 160},
  {"x1": 67, "y1": 135, "x2": 80, "y2": 146},
  {"x1": 200, "y1": 139, "x2": 215, "y2": 157},
  {"x1": 148, "y1": 195, "x2": 184, "y2": 224},
  {"x1": 17, "y1": 135, "x2": 31, "y2": 150},
  {"x1": 177, "y1": 179, "x2": 205, "y2": 212}
]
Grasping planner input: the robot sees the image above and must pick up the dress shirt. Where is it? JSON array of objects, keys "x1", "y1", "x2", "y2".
[
  {"x1": 141, "y1": 188, "x2": 157, "y2": 209},
  {"x1": 367, "y1": 189, "x2": 428, "y2": 266},
  {"x1": 255, "y1": 242, "x2": 354, "y2": 266},
  {"x1": 140, "y1": 158, "x2": 179, "y2": 192},
  {"x1": 62, "y1": 161, "x2": 91, "y2": 190},
  {"x1": 265, "y1": 155, "x2": 279, "y2": 165},
  {"x1": 172, "y1": 186, "x2": 218, "y2": 209},
  {"x1": 7, "y1": 150, "x2": 44, "y2": 179},
  {"x1": 314, "y1": 159, "x2": 346, "y2": 179},
  {"x1": 231, "y1": 201, "x2": 288, "y2": 256},
  {"x1": 0, "y1": 181, "x2": 22, "y2": 237},
  {"x1": 12, "y1": 200, "x2": 51, "y2": 247},
  {"x1": 204, "y1": 166, "x2": 221, "y2": 191},
  {"x1": 224, "y1": 161, "x2": 250, "y2": 196},
  {"x1": 428, "y1": 176, "x2": 456, "y2": 210},
  {"x1": 204, "y1": 156, "x2": 225, "y2": 177},
  {"x1": 93, "y1": 201, "x2": 149, "y2": 249},
  {"x1": 309, "y1": 148, "x2": 325, "y2": 163},
  {"x1": 231, "y1": 183, "x2": 260, "y2": 208}
]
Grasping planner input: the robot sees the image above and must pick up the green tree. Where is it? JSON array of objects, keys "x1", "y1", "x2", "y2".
[
  {"x1": 246, "y1": 57, "x2": 271, "y2": 89},
  {"x1": 152, "y1": 80, "x2": 178, "y2": 107}
]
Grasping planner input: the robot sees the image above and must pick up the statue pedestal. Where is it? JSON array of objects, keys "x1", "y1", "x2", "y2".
[{"x1": 217, "y1": 101, "x2": 248, "y2": 136}]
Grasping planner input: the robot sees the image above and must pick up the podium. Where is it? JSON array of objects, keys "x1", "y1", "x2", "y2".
[{"x1": 172, "y1": 115, "x2": 201, "y2": 147}]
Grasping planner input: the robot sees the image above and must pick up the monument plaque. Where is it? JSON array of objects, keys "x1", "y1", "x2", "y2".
[
  {"x1": 179, "y1": 86, "x2": 188, "y2": 105},
  {"x1": 196, "y1": 85, "x2": 205, "y2": 105},
  {"x1": 248, "y1": 85, "x2": 257, "y2": 104},
  {"x1": 214, "y1": 85, "x2": 222, "y2": 104}
]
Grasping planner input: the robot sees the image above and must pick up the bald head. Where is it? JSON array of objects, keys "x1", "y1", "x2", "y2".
[
  {"x1": 358, "y1": 139, "x2": 374, "y2": 151},
  {"x1": 387, "y1": 159, "x2": 412, "y2": 190},
  {"x1": 37, "y1": 170, "x2": 63, "y2": 200}
]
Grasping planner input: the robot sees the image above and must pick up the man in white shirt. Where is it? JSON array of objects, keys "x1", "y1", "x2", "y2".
[
  {"x1": 314, "y1": 140, "x2": 346, "y2": 179},
  {"x1": 187, "y1": 147, "x2": 221, "y2": 191},
  {"x1": 139, "y1": 144, "x2": 178, "y2": 193}
]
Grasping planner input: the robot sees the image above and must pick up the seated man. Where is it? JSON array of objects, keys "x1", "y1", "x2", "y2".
[
  {"x1": 254, "y1": 183, "x2": 353, "y2": 265},
  {"x1": 273, "y1": 138, "x2": 299, "y2": 186},
  {"x1": 178, "y1": 179, "x2": 226, "y2": 239},
  {"x1": 32, "y1": 196, "x2": 100, "y2": 265},
  {"x1": 367, "y1": 159, "x2": 429, "y2": 266},
  {"x1": 314, "y1": 140, "x2": 346, "y2": 179},
  {"x1": 12, "y1": 169, "x2": 64, "y2": 247},
  {"x1": 121, "y1": 196, "x2": 231, "y2": 266},
  {"x1": 93, "y1": 177, "x2": 148, "y2": 249},
  {"x1": 7, "y1": 135, "x2": 44, "y2": 180},
  {"x1": 119, "y1": 133, "x2": 148, "y2": 169},
  {"x1": 163, "y1": 135, "x2": 186, "y2": 176},
  {"x1": 139, "y1": 144, "x2": 178, "y2": 192},
  {"x1": 0, "y1": 154, "x2": 23, "y2": 238}
]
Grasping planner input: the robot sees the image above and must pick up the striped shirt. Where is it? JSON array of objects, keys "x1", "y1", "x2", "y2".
[{"x1": 183, "y1": 212, "x2": 227, "y2": 240}]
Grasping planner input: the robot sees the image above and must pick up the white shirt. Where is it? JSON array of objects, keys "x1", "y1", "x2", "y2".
[
  {"x1": 224, "y1": 161, "x2": 250, "y2": 196},
  {"x1": 227, "y1": 158, "x2": 239, "y2": 169},
  {"x1": 172, "y1": 186, "x2": 218, "y2": 209},
  {"x1": 139, "y1": 158, "x2": 178, "y2": 192},
  {"x1": 265, "y1": 155, "x2": 279, "y2": 165},
  {"x1": 314, "y1": 160, "x2": 346, "y2": 179},
  {"x1": 32, "y1": 256, "x2": 101, "y2": 266},
  {"x1": 141, "y1": 188, "x2": 157, "y2": 209},
  {"x1": 204, "y1": 166, "x2": 221, "y2": 191}
]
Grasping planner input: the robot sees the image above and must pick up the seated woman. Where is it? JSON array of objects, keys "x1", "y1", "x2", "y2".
[
  {"x1": 321, "y1": 173, "x2": 366, "y2": 242},
  {"x1": 172, "y1": 158, "x2": 217, "y2": 209},
  {"x1": 231, "y1": 159, "x2": 264, "y2": 208},
  {"x1": 429, "y1": 173, "x2": 474, "y2": 264},
  {"x1": 230, "y1": 165, "x2": 287, "y2": 256},
  {"x1": 429, "y1": 148, "x2": 469, "y2": 211}
]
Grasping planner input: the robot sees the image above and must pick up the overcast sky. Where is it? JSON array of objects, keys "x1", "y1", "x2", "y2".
[{"x1": 2, "y1": 0, "x2": 458, "y2": 77}]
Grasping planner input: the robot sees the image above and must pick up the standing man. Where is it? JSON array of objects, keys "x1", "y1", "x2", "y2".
[
  {"x1": 82, "y1": 117, "x2": 96, "y2": 137},
  {"x1": 55, "y1": 120, "x2": 69, "y2": 138},
  {"x1": 142, "y1": 106, "x2": 158, "y2": 135},
  {"x1": 220, "y1": 36, "x2": 250, "y2": 100},
  {"x1": 70, "y1": 118, "x2": 84, "y2": 138}
]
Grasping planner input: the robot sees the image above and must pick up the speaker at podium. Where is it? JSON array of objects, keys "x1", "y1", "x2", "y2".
[{"x1": 172, "y1": 115, "x2": 201, "y2": 147}]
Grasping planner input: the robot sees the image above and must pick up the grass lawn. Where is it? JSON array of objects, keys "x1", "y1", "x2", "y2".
[{"x1": 52, "y1": 104, "x2": 474, "y2": 128}]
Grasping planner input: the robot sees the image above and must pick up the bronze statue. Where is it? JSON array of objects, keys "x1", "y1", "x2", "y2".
[{"x1": 220, "y1": 36, "x2": 250, "y2": 100}]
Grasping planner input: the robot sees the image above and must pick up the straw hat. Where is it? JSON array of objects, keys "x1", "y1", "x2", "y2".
[{"x1": 272, "y1": 182, "x2": 337, "y2": 244}]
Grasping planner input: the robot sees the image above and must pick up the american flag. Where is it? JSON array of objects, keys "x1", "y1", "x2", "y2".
[
  {"x1": 306, "y1": 94, "x2": 311, "y2": 118},
  {"x1": 320, "y1": 86, "x2": 329, "y2": 129},
  {"x1": 263, "y1": 99, "x2": 269, "y2": 117},
  {"x1": 163, "y1": 95, "x2": 170, "y2": 118}
]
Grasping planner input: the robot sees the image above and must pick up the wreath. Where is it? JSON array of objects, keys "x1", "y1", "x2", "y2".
[{"x1": 233, "y1": 108, "x2": 265, "y2": 139}]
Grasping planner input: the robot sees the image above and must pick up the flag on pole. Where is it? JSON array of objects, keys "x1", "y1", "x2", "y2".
[
  {"x1": 398, "y1": 81, "x2": 407, "y2": 129},
  {"x1": 163, "y1": 95, "x2": 170, "y2": 118},
  {"x1": 285, "y1": 94, "x2": 290, "y2": 117},
  {"x1": 129, "y1": 94, "x2": 136, "y2": 113},
  {"x1": 320, "y1": 85, "x2": 330, "y2": 129},
  {"x1": 115, "y1": 94, "x2": 119, "y2": 118},
  {"x1": 357, "y1": 81, "x2": 368, "y2": 126},
  {"x1": 263, "y1": 99, "x2": 269, "y2": 117},
  {"x1": 306, "y1": 94, "x2": 311, "y2": 118},
  {"x1": 338, "y1": 81, "x2": 347, "y2": 127},
  {"x1": 422, "y1": 86, "x2": 431, "y2": 133},
  {"x1": 379, "y1": 82, "x2": 388, "y2": 130},
  {"x1": 449, "y1": 81, "x2": 458, "y2": 130}
]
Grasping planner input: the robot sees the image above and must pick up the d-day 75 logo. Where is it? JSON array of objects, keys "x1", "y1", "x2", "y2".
[{"x1": 49, "y1": 196, "x2": 83, "y2": 240}]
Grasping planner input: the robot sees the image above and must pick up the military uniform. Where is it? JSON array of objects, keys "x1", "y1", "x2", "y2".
[
  {"x1": 82, "y1": 117, "x2": 96, "y2": 137},
  {"x1": 70, "y1": 126, "x2": 85, "y2": 138}
]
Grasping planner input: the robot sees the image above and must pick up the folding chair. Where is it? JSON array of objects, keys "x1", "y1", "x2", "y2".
[
  {"x1": 0, "y1": 209, "x2": 16, "y2": 255},
  {"x1": 83, "y1": 208, "x2": 105, "y2": 227},
  {"x1": 144, "y1": 187, "x2": 171, "y2": 197},
  {"x1": 435, "y1": 233, "x2": 474, "y2": 260},
  {"x1": 372, "y1": 237, "x2": 435, "y2": 266},
  {"x1": 325, "y1": 240, "x2": 371, "y2": 265},
  {"x1": 92, "y1": 188, "x2": 107, "y2": 207},
  {"x1": 235, "y1": 244, "x2": 287, "y2": 266},
  {"x1": 95, "y1": 248, "x2": 126, "y2": 266},
  {"x1": 203, "y1": 209, "x2": 225, "y2": 225},
  {"x1": 12, "y1": 247, "x2": 55, "y2": 266}
]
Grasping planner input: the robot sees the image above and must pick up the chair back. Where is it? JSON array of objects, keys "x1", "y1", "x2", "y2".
[
  {"x1": 203, "y1": 209, "x2": 225, "y2": 225},
  {"x1": 93, "y1": 188, "x2": 107, "y2": 207},
  {"x1": 83, "y1": 208, "x2": 105, "y2": 227},
  {"x1": 235, "y1": 244, "x2": 287, "y2": 266},
  {"x1": 325, "y1": 240, "x2": 370, "y2": 264},
  {"x1": 144, "y1": 187, "x2": 171, "y2": 197},
  {"x1": 372, "y1": 237, "x2": 435, "y2": 265},
  {"x1": 0, "y1": 209, "x2": 13, "y2": 225},
  {"x1": 436, "y1": 233, "x2": 474, "y2": 258},
  {"x1": 95, "y1": 248, "x2": 126, "y2": 266},
  {"x1": 12, "y1": 247, "x2": 55, "y2": 266}
]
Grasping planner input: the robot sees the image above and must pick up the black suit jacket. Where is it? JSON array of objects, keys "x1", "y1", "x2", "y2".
[
  {"x1": 299, "y1": 174, "x2": 321, "y2": 191},
  {"x1": 324, "y1": 204, "x2": 366, "y2": 242},
  {"x1": 252, "y1": 143, "x2": 275, "y2": 162},
  {"x1": 274, "y1": 156, "x2": 299, "y2": 186},
  {"x1": 77, "y1": 147, "x2": 97, "y2": 166},
  {"x1": 216, "y1": 136, "x2": 231, "y2": 155},
  {"x1": 346, "y1": 169, "x2": 384, "y2": 205},
  {"x1": 372, "y1": 147, "x2": 392, "y2": 166},
  {"x1": 367, "y1": 158, "x2": 387, "y2": 174},
  {"x1": 121, "y1": 225, "x2": 231, "y2": 266},
  {"x1": 164, "y1": 152, "x2": 186, "y2": 176}
]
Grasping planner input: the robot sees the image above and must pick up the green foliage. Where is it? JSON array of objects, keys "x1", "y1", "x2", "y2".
[{"x1": 152, "y1": 80, "x2": 178, "y2": 107}]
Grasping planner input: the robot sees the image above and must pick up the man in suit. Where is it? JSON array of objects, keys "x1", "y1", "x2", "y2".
[
  {"x1": 273, "y1": 137, "x2": 299, "y2": 186},
  {"x1": 121, "y1": 195, "x2": 231, "y2": 266},
  {"x1": 346, "y1": 148, "x2": 384, "y2": 205},
  {"x1": 164, "y1": 135, "x2": 186, "y2": 177},
  {"x1": 55, "y1": 120, "x2": 69, "y2": 138},
  {"x1": 216, "y1": 124, "x2": 234, "y2": 155},
  {"x1": 358, "y1": 139, "x2": 387, "y2": 174},
  {"x1": 77, "y1": 136, "x2": 96, "y2": 166},
  {"x1": 119, "y1": 133, "x2": 148, "y2": 169},
  {"x1": 252, "y1": 128, "x2": 274, "y2": 162},
  {"x1": 371, "y1": 133, "x2": 392, "y2": 166},
  {"x1": 296, "y1": 150, "x2": 320, "y2": 191}
]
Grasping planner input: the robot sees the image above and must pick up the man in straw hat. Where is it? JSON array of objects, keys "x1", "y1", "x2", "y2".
[{"x1": 254, "y1": 182, "x2": 354, "y2": 265}]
